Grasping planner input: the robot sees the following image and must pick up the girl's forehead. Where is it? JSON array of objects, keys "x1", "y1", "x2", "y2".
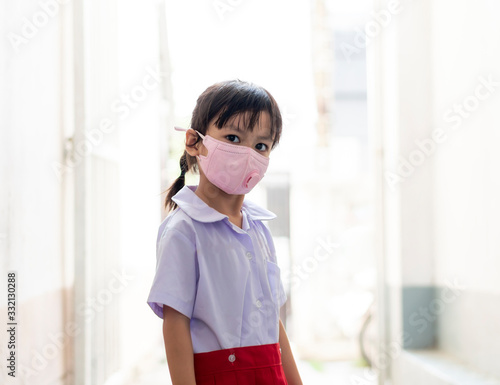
[{"x1": 223, "y1": 111, "x2": 272, "y2": 131}]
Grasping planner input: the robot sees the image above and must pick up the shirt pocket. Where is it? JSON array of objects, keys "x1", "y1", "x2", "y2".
[{"x1": 266, "y1": 260, "x2": 282, "y2": 306}]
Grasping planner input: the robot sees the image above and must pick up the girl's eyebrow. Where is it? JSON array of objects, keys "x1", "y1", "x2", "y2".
[{"x1": 224, "y1": 125, "x2": 273, "y2": 141}]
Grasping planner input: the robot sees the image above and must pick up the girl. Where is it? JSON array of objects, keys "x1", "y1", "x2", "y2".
[{"x1": 147, "y1": 80, "x2": 303, "y2": 385}]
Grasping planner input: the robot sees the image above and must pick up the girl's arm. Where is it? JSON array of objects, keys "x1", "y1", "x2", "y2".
[
  {"x1": 279, "y1": 319, "x2": 304, "y2": 385},
  {"x1": 163, "y1": 305, "x2": 197, "y2": 385}
]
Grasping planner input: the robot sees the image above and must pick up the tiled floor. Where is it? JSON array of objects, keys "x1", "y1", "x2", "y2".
[{"x1": 134, "y1": 348, "x2": 378, "y2": 385}]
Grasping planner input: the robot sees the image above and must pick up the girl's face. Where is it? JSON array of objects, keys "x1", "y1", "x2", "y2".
[{"x1": 201, "y1": 111, "x2": 274, "y2": 158}]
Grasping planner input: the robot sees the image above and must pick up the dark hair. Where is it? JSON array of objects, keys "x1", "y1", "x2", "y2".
[{"x1": 163, "y1": 79, "x2": 282, "y2": 212}]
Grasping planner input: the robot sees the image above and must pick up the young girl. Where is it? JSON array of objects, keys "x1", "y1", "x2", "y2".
[{"x1": 147, "y1": 80, "x2": 303, "y2": 385}]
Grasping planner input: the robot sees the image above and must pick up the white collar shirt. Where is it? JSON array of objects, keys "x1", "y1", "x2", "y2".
[{"x1": 147, "y1": 185, "x2": 287, "y2": 353}]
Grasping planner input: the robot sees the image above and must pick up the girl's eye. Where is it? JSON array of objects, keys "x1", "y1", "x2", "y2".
[
  {"x1": 226, "y1": 135, "x2": 240, "y2": 143},
  {"x1": 255, "y1": 143, "x2": 268, "y2": 152}
]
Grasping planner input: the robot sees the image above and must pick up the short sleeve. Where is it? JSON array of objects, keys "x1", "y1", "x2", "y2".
[{"x1": 147, "y1": 227, "x2": 198, "y2": 319}]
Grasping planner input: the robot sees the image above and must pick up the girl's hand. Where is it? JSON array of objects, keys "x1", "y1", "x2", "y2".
[{"x1": 279, "y1": 319, "x2": 304, "y2": 385}]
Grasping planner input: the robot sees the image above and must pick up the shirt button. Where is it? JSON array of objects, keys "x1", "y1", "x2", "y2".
[
  {"x1": 228, "y1": 354, "x2": 236, "y2": 362},
  {"x1": 246, "y1": 252, "x2": 253, "y2": 260},
  {"x1": 256, "y1": 300, "x2": 262, "y2": 308}
]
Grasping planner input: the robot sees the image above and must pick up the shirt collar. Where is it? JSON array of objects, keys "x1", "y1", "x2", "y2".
[{"x1": 172, "y1": 185, "x2": 276, "y2": 223}]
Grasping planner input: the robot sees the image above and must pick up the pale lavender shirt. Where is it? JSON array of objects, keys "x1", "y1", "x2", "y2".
[{"x1": 147, "y1": 185, "x2": 287, "y2": 354}]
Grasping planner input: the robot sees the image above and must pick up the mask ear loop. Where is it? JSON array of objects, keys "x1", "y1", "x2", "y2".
[
  {"x1": 174, "y1": 126, "x2": 204, "y2": 139},
  {"x1": 174, "y1": 126, "x2": 206, "y2": 165}
]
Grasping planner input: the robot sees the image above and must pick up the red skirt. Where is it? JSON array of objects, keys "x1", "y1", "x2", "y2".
[{"x1": 193, "y1": 342, "x2": 288, "y2": 385}]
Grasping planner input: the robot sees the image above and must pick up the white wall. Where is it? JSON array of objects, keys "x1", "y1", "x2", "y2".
[
  {"x1": 1, "y1": 0, "x2": 65, "y2": 297},
  {"x1": 116, "y1": 0, "x2": 165, "y2": 376},
  {"x1": 1, "y1": 1, "x2": 69, "y2": 384},
  {"x1": 431, "y1": 0, "x2": 500, "y2": 294},
  {"x1": 0, "y1": 1, "x2": 166, "y2": 384},
  {"x1": 430, "y1": 0, "x2": 500, "y2": 378},
  {"x1": 375, "y1": 0, "x2": 500, "y2": 382}
]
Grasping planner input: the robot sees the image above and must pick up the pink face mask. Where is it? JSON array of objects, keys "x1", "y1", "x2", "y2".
[{"x1": 175, "y1": 126, "x2": 270, "y2": 195}]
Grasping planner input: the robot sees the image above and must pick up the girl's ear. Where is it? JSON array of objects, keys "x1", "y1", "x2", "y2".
[{"x1": 185, "y1": 129, "x2": 201, "y2": 157}]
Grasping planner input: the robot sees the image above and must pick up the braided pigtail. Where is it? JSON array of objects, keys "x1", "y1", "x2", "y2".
[{"x1": 164, "y1": 152, "x2": 191, "y2": 212}]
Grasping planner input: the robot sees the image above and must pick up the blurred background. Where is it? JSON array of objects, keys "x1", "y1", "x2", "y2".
[{"x1": 1, "y1": 0, "x2": 499, "y2": 384}]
